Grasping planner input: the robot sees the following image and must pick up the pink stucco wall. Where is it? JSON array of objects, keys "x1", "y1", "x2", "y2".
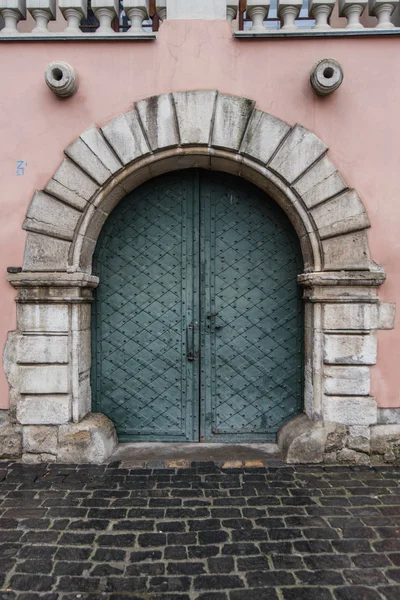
[{"x1": 1, "y1": 20, "x2": 399, "y2": 409}]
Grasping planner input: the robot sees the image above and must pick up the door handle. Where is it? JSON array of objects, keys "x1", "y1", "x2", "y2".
[
  {"x1": 207, "y1": 313, "x2": 224, "y2": 330},
  {"x1": 186, "y1": 321, "x2": 199, "y2": 361}
]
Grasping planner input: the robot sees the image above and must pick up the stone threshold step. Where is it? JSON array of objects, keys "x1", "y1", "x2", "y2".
[{"x1": 110, "y1": 442, "x2": 281, "y2": 469}]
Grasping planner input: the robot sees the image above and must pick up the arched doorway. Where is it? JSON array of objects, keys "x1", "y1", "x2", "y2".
[{"x1": 92, "y1": 169, "x2": 303, "y2": 442}]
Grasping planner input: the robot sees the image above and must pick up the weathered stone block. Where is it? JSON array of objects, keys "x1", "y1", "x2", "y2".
[
  {"x1": 278, "y1": 413, "x2": 331, "y2": 464},
  {"x1": 325, "y1": 423, "x2": 347, "y2": 452},
  {"x1": 22, "y1": 453, "x2": 57, "y2": 464},
  {"x1": 322, "y1": 230, "x2": 371, "y2": 271},
  {"x1": 17, "y1": 304, "x2": 69, "y2": 333},
  {"x1": 23, "y1": 232, "x2": 71, "y2": 272},
  {"x1": 377, "y1": 408, "x2": 400, "y2": 425},
  {"x1": 378, "y1": 302, "x2": 396, "y2": 330},
  {"x1": 323, "y1": 396, "x2": 377, "y2": 425},
  {"x1": 240, "y1": 109, "x2": 290, "y2": 164},
  {"x1": 101, "y1": 110, "x2": 150, "y2": 165},
  {"x1": 173, "y1": 90, "x2": 217, "y2": 146},
  {"x1": 269, "y1": 125, "x2": 327, "y2": 184},
  {"x1": 136, "y1": 94, "x2": 179, "y2": 151},
  {"x1": 22, "y1": 425, "x2": 58, "y2": 454},
  {"x1": 23, "y1": 191, "x2": 82, "y2": 241},
  {"x1": 80, "y1": 126, "x2": 122, "y2": 174},
  {"x1": 20, "y1": 365, "x2": 69, "y2": 394},
  {"x1": 347, "y1": 425, "x2": 370, "y2": 453},
  {"x1": 212, "y1": 93, "x2": 254, "y2": 152},
  {"x1": 17, "y1": 334, "x2": 68, "y2": 364},
  {"x1": 0, "y1": 411, "x2": 22, "y2": 459},
  {"x1": 293, "y1": 155, "x2": 347, "y2": 208},
  {"x1": 323, "y1": 303, "x2": 374, "y2": 331},
  {"x1": 65, "y1": 138, "x2": 112, "y2": 185},
  {"x1": 323, "y1": 333, "x2": 377, "y2": 365},
  {"x1": 17, "y1": 396, "x2": 71, "y2": 425},
  {"x1": 52, "y1": 158, "x2": 99, "y2": 203},
  {"x1": 45, "y1": 178, "x2": 88, "y2": 212},
  {"x1": 58, "y1": 413, "x2": 117, "y2": 463},
  {"x1": 336, "y1": 448, "x2": 370, "y2": 465},
  {"x1": 311, "y1": 189, "x2": 370, "y2": 239},
  {"x1": 324, "y1": 366, "x2": 370, "y2": 396},
  {"x1": 370, "y1": 424, "x2": 400, "y2": 454}
]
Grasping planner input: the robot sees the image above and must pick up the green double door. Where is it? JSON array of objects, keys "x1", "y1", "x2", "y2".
[{"x1": 92, "y1": 170, "x2": 303, "y2": 442}]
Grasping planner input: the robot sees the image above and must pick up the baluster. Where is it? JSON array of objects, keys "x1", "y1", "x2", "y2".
[
  {"x1": 91, "y1": 0, "x2": 119, "y2": 33},
  {"x1": 226, "y1": 1, "x2": 238, "y2": 22},
  {"x1": 59, "y1": 0, "x2": 87, "y2": 33},
  {"x1": 247, "y1": 1, "x2": 270, "y2": 32},
  {"x1": 27, "y1": 0, "x2": 56, "y2": 33},
  {"x1": 339, "y1": 0, "x2": 367, "y2": 28},
  {"x1": 278, "y1": 0, "x2": 302, "y2": 30},
  {"x1": 156, "y1": 1, "x2": 166, "y2": 21},
  {"x1": 123, "y1": 0, "x2": 149, "y2": 32},
  {"x1": 0, "y1": 0, "x2": 26, "y2": 34},
  {"x1": 309, "y1": 0, "x2": 335, "y2": 29},
  {"x1": 369, "y1": 0, "x2": 398, "y2": 27}
]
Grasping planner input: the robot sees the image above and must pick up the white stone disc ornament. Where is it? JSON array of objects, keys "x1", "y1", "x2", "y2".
[
  {"x1": 45, "y1": 61, "x2": 78, "y2": 98},
  {"x1": 310, "y1": 59, "x2": 344, "y2": 96}
]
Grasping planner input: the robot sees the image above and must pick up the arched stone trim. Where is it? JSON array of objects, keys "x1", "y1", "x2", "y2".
[
  {"x1": 3, "y1": 91, "x2": 397, "y2": 465},
  {"x1": 21, "y1": 91, "x2": 371, "y2": 275}
]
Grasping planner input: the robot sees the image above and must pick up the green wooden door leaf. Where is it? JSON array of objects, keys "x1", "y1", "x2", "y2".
[{"x1": 92, "y1": 170, "x2": 303, "y2": 442}]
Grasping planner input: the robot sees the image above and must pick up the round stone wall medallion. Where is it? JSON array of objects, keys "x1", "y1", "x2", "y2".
[
  {"x1": 45, "y1": 61, "x2": 78, "y2": 98},
  {"x1": 310, "y1": 59, "x2": 344, "y2": 96}
]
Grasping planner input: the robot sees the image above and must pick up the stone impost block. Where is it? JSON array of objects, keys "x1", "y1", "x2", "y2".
[
  {"x1": 136, "y1": 94, "x2": 179, "y2": 151},
  {"x1": 101, "y1": 110, "x2": 150, "y2": 166},
  {"x1": 166, "y1": 0, "x2": 227, "y2": 19},
  {"x1": 23, "y1": 233, "x2": 71, "y2": 272},
  {"x1": 269, "y1": 125, "x2": 327, "y2": 185},
  {"x1": 323, "y1": 333, "x2": 377, "y2": 365},
  {"x1": 17, "y1": 304, "x2": 69, "y2": 333},
  {"x1": 65, "y1": 138, "x2": 113, "y2": 185},
  {"x1": 17, "y1": 395, "x2": 71, "y2": 425},
  {"x1": 17, "y1": 334, "x2": 68, "y2": 364},
  {"x1": 173, "y1": 90, "x2": 217, "y2": 146},
  {"x1": 52, "y1": 158, "x2": 99, "y2": 204},
  {"x1": 80, "y1": 126, "x2": 122, "y2": 175},
  {"x1": 20, "y1": 365, "x2": 69, "y2": 395},
  {"x1": 311, "y1": 189, "x2": 370, "y2": 239},
  {"x1": 324, "y1": 366, "x2": 370, "y2": 396},
  {"x1": 212, "y1": 93, "x2": 254, "y2": 152},
  {"x1": 294, "y1": 156, "x2": 347, "y2": 209},
  {"x1": 323, "y1": 396, "x2": 377, "y2": 425},
  {"x1": 23, "y1": 191, "x2": 82, "y2": 241},
  {"x1": 240, "y1": 110, "x2": 290, "y2": 165},
  {"x1": 22, "y1": 425, "x2": 58, "y2": 454},
  {"x1": 322, "y1": 230, "x2": 371, "y2": 271},
  {"x1": 58, "y1": 413, "x2": 118, "y2": 463}
]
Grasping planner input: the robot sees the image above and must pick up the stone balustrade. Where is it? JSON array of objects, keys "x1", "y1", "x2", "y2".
[{"x1": 0, "y1": 0, "x2": 399, "y2": 40}]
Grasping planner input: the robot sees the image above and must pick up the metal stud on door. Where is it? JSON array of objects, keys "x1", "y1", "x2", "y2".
[{"x1": 92, "y1": 170, "x2": 303, "y2": 442}]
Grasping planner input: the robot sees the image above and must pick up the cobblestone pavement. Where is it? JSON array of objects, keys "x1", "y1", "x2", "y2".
[{"x1": 1, "y1": 461, "x2": 400, "y2": 599}]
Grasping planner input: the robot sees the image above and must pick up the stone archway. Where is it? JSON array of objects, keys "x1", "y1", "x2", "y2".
[{"x1": 3, "y1": 91, "x2": 396, "y2": 464}]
